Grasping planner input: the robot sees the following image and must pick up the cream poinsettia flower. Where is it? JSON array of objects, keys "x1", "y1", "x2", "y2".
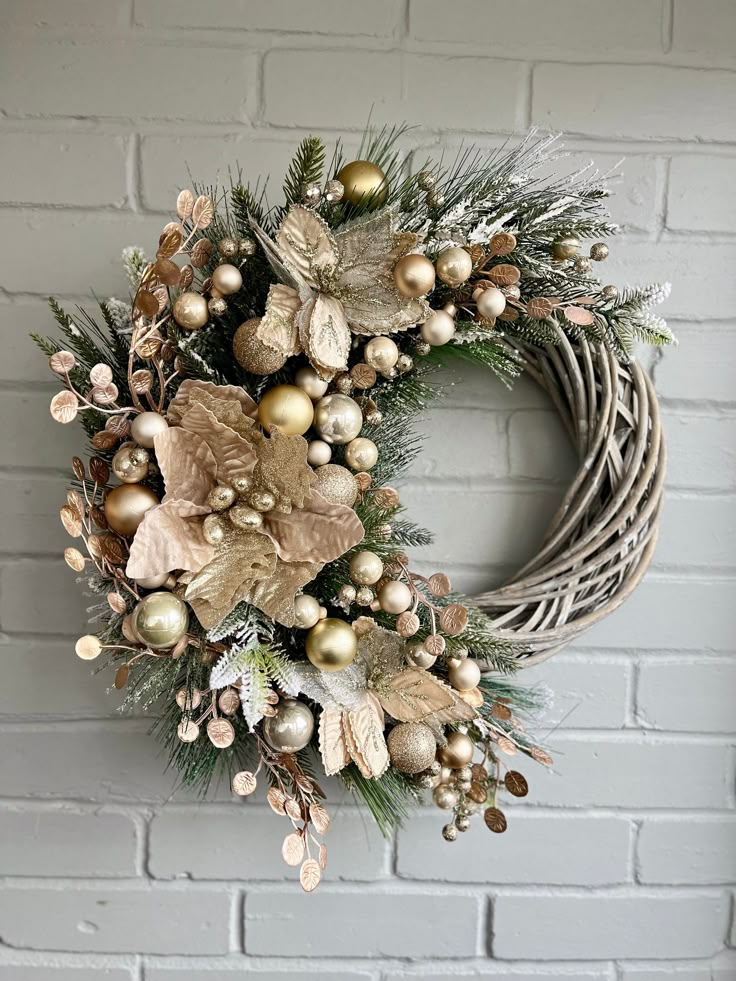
[
  {"x1": 250, "y1": 206, "x2": 430, "y2": 377},
  {"x1": 126, "y1": 380, "x2": 364, "y2": 629}
]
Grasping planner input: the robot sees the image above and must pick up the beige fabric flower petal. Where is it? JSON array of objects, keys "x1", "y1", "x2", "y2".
[
  {"x1": 297, "y1": 293, "x2": 351, "y2": 375},
  {"x1": 257, "y1": 283, "x2": 303, "y2": 357},
  {"x1": 333, "y1": 208, "x2": 411, "y2": 288},
  {"x1": 276, "y1": 207, "x2": 338, "y2": 288},
  {"x1": 262, "y1": 491, "x2": 364, "y2": 564},
  {"x1": 154, "y1": 426, "x2": 217, "y2": 508},
  {"x1": 126, "y1": 499, "x2": 213, "y2": 580},
  {"x1": 167, "y1": 379, "x2": 257, "y2": 424},
  {"x1": 178, "y1": 402, "x2": 257, "y2": 483},
  {"x1": 339, "y1": 282, "x2": 430, "y2": 336}
]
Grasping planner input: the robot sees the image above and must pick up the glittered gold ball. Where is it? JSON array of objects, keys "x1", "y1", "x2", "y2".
[
  {"x1": 336, "y1": 160, "x2": 388, "y2": 207},
  {"x1": 307, "y1": 439, "x2": 332, "y2": 466},
  {"x1": 112, "y1": 445, "x2": 149, "y2": 483},
  {"x1": 104, "y1": 483, "x2": 159, "y2": 537},
  {"x1": 211, "y1": 263, "x2": 243, "y2": 296},
  {"x1": 349, "y1": 550, "x2": 384, "y2": 586},
  {"x1": 294, "y1": 593, "x2": 322, "y2": 629},
  {"x1": 313, "y1": 463, "x2": 358, "y2": 507},
  {"x1": 233, "y1": 319, "x2": 288, "y2": 375},
  {"x1": 393, "y1": 254, "x2": 436, "y2": 297},
  {"x1": 262, "y1": 698, "x2": 315, "y2": 753},
  {"x1": 420, "y1": 309, "x2": 456, "y2": 347},
  {"x1": 344, "y1": 437, "x2": 378, "y2": 472},
  {"x1": 258, "y1": 384, "x2": 314, "y2": 436},
  {"x1": 378, "y1": 580, "x2": 412, "y2": 614},
  {"x1": 475, "y1": 286, "x2": 507, "y2": 320},
  {"x1": 438, "y1": 730, "x2": 474, "y2": 769},
  {"x1": 172, "y1": 291, "x2": 209, "y2": 331},
  {"x1": 131, "y1": 591, "x2": 188, "y2": 649},
  {"x1": 313, "y1": 394, "x2": 363, "y2": 445},
  {"x1": 305, "y1": 617, "x2": 358, "y2": 672},
  {"x1": 228, "y1": 503, "x2": 263, "y2": 531},
  {"x1": 387, "y1": 722, "x2": 437, "y2": 774},
  {"x1": 552, "y1": 235, "x2": 581, "y2": 260},
  {"x1": 295, "y1": 365, "x2": 329, "y2": 400},
  {"x1": 364, "y1": 336, "x2": 399, "y2": 373},
  {"x1": 130, "y1": 411, "x2": 169, "y2": 449},
  {"x1": 447, "y1": 658, "x2": 481, "y2": 692},
  {"x1": 436, "y1": 247, "x2": 473, "y2": 288}
]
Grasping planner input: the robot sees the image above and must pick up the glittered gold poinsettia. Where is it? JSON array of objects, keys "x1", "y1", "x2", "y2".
[
  {"x1": 126, "y1": 380, "x2": 364, "y2": 629},
  {"x1": 250, "y1": 206, "x2": 430, "y2": 377}
]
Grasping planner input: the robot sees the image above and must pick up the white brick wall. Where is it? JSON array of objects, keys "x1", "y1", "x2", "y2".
[{"x1": 0, "y1": 1, "x2": 733, "y2": 977}]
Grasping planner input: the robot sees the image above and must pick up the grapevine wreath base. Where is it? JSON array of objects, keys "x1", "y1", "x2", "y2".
[{"x1": 36, "y1": 128, "x2": 671, "y2": 889}]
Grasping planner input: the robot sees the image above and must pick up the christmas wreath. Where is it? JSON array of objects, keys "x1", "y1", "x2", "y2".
[{"x1": 34, "y1": 128, "x2": 672, "y2": 890}]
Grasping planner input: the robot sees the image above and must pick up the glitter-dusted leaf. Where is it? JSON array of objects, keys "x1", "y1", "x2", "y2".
[
  {"x1": 309, "y1": 802, "x2": 330, "y2": 835},
  {"x1": 191, "y1": 195, "x2": 215, "y2": 229},
  {"x1": 267, "y1": 787, "x2": 287, "y2": 815},
  {"x1": 190, "y1": 238, "x2": 213, "y2": 268},
  {"x1": 378, "y1": 668, "x2": 455, "y2": 723},
  {"x1": 300, "y1": 858, "x2": 321, "y2": 893},
  {"x1": 60, "y1": 504, "x2": 82, "y2": 538},
  {"x1": 276, "y1": 206, "x2": 338, "y2": 288},
  {"x1": 89, "y1": 363, "x2": 113, "y2": 387},
  {"x1": 92, "y1": 383, "x2": 118, "y2": 406},
  {"x1": 343, "y1": 695, "x2": 389, "y2": 779},
  {"x1": 49, "y1": 351, "x2": 76, "y2": 375},
  {"x1": 131, "y1": 369, "x2": 154, "y2": 394},
  {"x1": 107, "y1": 592, "x2": 127, "y2": 614},
  {"x1": 504, "y1": 770, "x2": 529, "y2": 797},
  {"x1": 282, "y1": 832, "x2": 305, "y2": 867},
  {"x1": 158, "y1": 225, "x2": 183, "y2": 258},
  {"x1": 50, "y1": 390, "x2": 79, "y2": 424},
  {"x1": 75, "y1": 635, "x2": 101, "y2": 660},
  {"x1": 154, "y1": 257, "x2": 180, "y2": 287},
  {"x1": 564, "y1": 305, "x2": 595, "y2": 326},
  {"x1": 176, "y1": 189, "x2": 195, "y2": 220},
  {"x1": 258, "y1": 283, "x2": 302, "y2": 356},
  {"x1": 298, "y1": 293, "x2": 351, "y2": 374},
  {"x1": 134, "y1": 289, "x2": 159, "y2": 319},
  {"x1": 439, "y1": 603, "x2": 468, "y2": 637},
  {"x1": 232, "y1": 770, "x2": 257, "y2": 796},
  {"x1": 64, "y1": 547, "x2": 85, "y2": 572},
  {"x1": 253, "y1": 428, "x2": 314, "y2": 512},
  {"x1": 428, "y1": 573, "x2": 451, "y2": 597},
  {"x1": 89, "y1": 456, "x2": 110, "y2": 484},
  {"x1": 114, "y1": 664, "x2": 130, "y2": 689},
  {"x1": 319, "y1": 704, "x2": 350, "y2": 776}
]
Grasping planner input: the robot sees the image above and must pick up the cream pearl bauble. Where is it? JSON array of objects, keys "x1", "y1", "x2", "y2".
[
  {"x1": 344, "y1": 437, "x2": 378, "y2": 472},
  {"x1": 420, "y1": 309, "x2": 456, "y2": 346},
  {"x1": 349, "y1": 550, "x2": 384, "y2": 586},
  {"x1": 364, "y1": 336, "x2": 399, "y2": 374},
  {"x1": 313, "y1": 394, "x2": 363, "y2": 445},
  {"x1": 307, "y1": 439, "x2": 332, "y2": 466},
  {"x1": 262, "y1": 698, "x2": 315, "y2": 752},
  {"x1": 392, "y1": 253, "x2": 436, "y2": 297},
  {"x1": 378, "y1": 580, "x2": 412, "y2": 614},
  {"x1": 130, "y1": 411, "x2": 169, "y2": 449},
  {"x1": 257, "y1": 385, "x2": 314, "y2": 436},
  {"x1": 448, "y1": 657, "x2": 482, "y2": 692},
  {"x1": 211, "y1": 263, "x2": 243, "y2": 296},
  {"x1": 436, "y1": 246, "x2": 473, "y2": 288},
  {"x1": 475, "y1": 286, "x2": 507, "y2": 320},
  {"x1": 294, "y1": 594, "x2": 322, "y2": 629},
  {"x1": 172, "y1": 291, "x2": 209, "y2": 330},
  {"x1": 135, "y1": 572, "x2": 170, "y2": 590},
  {"x1": 295, "y1": 365, "x2": 329, "y2": 400}
]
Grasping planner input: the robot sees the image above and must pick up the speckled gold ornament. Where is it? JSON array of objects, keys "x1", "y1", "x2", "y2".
[
  {"x1": 344, "y1": 437, "x2": 378, "y2": 472},
  {"x1": 313, "y1": 464, "x2": 358, "y2": 507},
  {"x1": 112, "y1": 445, "x2": 149, "y2": 483},
  {"x1": 349, "y1": 550, "x2": 384, "y2": 586},
  {"x1": 387, "y1": 722, "x2": 436, "y2": 774},
  {"x1": 436, "y1": 247, "x2": 473, "y2": 288},
  {"x1": 233, "y1": 319, "x2": 288, "y2": 375}
]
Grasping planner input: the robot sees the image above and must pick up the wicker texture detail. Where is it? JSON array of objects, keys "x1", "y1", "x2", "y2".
[{"x1": 474, "y1": 328, "x2": 666, "y2": 667}]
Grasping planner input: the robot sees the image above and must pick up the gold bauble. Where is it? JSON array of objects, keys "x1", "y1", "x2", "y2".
[
  {"x1": 248, "y1": 489, "x2": 276, "y2": 512},
  {"x1": 344, "y1": 437, "x2": 378, "y2": 472},
  {"x1": 336, "y1": 160, "x2": 388, "y2": 207},
  {"x1": 475, "y1": 286, "x2": 507, "y2": 320},
  {"x1": 420, "y1": 309, "x2": 456, "y2": 347},
  {"x1": 349, "y1": 550, "x2": 384, "y2": 586},
  {"x1": 172, "y1": 291, "x2": 209, "y2": 331},
  {"x1": 294, "y1": 593, "x2": 321, "y2": 629},
  {"x1": 257, "y1": 384, "x2": 314, "y2": 436},
  {"x1": 364, "y1": 336, "x2": 399, "y2": 373},
  {"x1": 233, "y1": 319, "x2": 288, "y2": 375},
  {"x1": 207, "y1": 484, "x2": 237, "y2": 511},
  {"x1": 203, "y1": 513, "x2": 226, "y2": 545},
  {"x1": 392, "y1": 254, "x2": 436, "y2": 297},
  {"x1": 313, "y1": 463, "x2": 358, "y2": 507},
  {"x1": 104, "y1": 483, "x2": 159, "y2": 537},
  {"x1": 313, "y1": 394, "x2": 363, "y2": 444},
  {"x1": 305, "y1": 618, "x2": 358, "y2": 672},
  {"x1": 406, "y1": 639, "x2": 436, "y2": 670},
  {"x1": 295, "y1": 365, "x2": 329, "y2": 400},
  {"x1": 307, "y1": 439, "x2": 332, "y2": 466},
  {"x1": 130, "y1": 411, "x2": 169, "y2": 449},
  {"x1": 435, "y1": 247, "x2": 473, "y2": 288},
  {"x1": 552, "y1": 235, "x2": 581, "y2": 260},
  {"x1": 262, "y1": 698, "x2": 315, "y2": 753},
  {"x1": 387, "y1": 722, "x2": 436, "y2": 774},
  {"x1": 112, "y1": 445, "x2": 149, "y2": 483},
  {"x1": 228, "y1": 504, "x2": 263, "y2": 531},
  {"x1": 447, "y1": 658, "x2": 481, "y2": 692},
  {"x1": 433, "y1": 784, "x2": 459, "y2": 809},
  {"x1": 437, "y1": 730, "x2": 474, "y2": 769},
  {"x1": 131, "y1": 591, "x2": 188, "y2": 649},
  {"x1": 378, "y1": 580, "x2": 412, "y2": 614},
  {"x1": 211, "y1": 263, "x2": 243, "y2": 296}
]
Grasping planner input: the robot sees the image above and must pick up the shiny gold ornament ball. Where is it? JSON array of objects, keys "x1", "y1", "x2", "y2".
[
  {"x1": 433, "y1": 784, "x2": 459, "y2": 809},
  {"x1": 420, "y1": 309, "x2": 456, "y2": 347},
  {"x1": 435, "y1": 246, "x2": 473, "y2": 288},
  {"x1": 294, "y1": 593, "x2": 321, "y2": 629},
  {"x1": 305, "y1": 617, "x2": 358, "y2": 672},
  {"x1": 406, "y1": 639, "x2": 436, "y2": 670},
  {"x1": 207, "y1": 483, "x2": 237, "y2": 511},
  {"x1": 307, "y1": 439, "x2": 332, "y2": 467},
  {"x1": 295, "y1": 365, "x2": 329, "y2": 400},
  {"x1": 313, "y1": 394, "x2": 363, "y2": 445},
  {"x1": 378, "y1": 579, "x2": 412, "y2": 614},
  {"x1": 104, "y1": 483, "x2": 159, "y2": 537},
  {"x1": 344, "y1": 437, "x2": 378, "y2": 472},
  {"x1": 590, "y1": 242, "x2": 609, "y2": 261},
  {"x1": 313, "y1": 463, "x2": 358, "y2": 507},
  {"x1": 263, "y1": 698, "x2": 315, "y2": 753},
  {"x1": 364, "y1": 336, "x2": 399, "y2": 373},
  {"x1": 387, "y1": 722, "x2": 437, "y2": 774},
  {"x1": 438, "y1": 730, "x2": 474, "y2": 769},
  {"x1": 172, "y1": 291, "x2": 209, "y2": 331},
  {"x1": 475, "y1": 286, "x2": 507, "y2": 320},
  {"x1": 392, "y1": 253, "x2": 436, "y2": 297},
  {"x1": 248, "y1": 489, "x2": 276, "y2": 512},
  {"x1": 349, "y1": 550, "x2": 384, "y2": 586},
  {"x1": 552, "y1": 235, "x2": 581, "y2": 260},
  {"x1": 336, "y1": 160, "x2": 388, "y2": 207},
  {"x1": 130, "y1": 411, "x2": 169, "y2": 449},
  {"x1": 233, "y1": 319, "x2": 288, "y2": 375},
  {"x1": 228, "y1": 503, "x2": 263, "y2": 531},
  {"x1": 602, "y1": 284, "x2": 618, "y2": 301},
  {"x1": 131, "y1": 590, "x2": 189, "y2": 649},
  {"x1": 258, "y1": 384, "x2": 314, "y2": 436},
  {"x1": 112, "y1": 445, "x2": 149, "y2": 483},
  {"x1": 211, "y1": 263, "x2": 243, "y2": 296},
  {"x1": 447, "y1": 657, "x2": 481, "y2": 692}
]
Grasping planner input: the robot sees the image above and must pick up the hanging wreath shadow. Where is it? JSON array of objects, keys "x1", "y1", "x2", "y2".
[{"x1": 474, "y1": 326, "x2": 666, "y2": 666}]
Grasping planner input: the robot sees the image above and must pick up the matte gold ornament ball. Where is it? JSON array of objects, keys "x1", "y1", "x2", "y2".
[
  {"x1": 211, "y1": 263, "x2": 243, "y2": 296},
  {"x1": 475, "y1": 286, "x2": 507, "y2": 320},
  {"x1": 294, "y1": 593, "x2": 322, "y2": 629},
  {"x1": 392, "y1": 253, "x2": 436, "y2": 298},
  {"x1": 552, "y1": 235, "x2": 581, "y2": 260},
  {"x1": 447, "y1": 657, "x2": 482, "y2": 692},
  {"x1": 130, "y1": 411, "x2": 169, "y2": 449},
  {"x1": 172, "y1": 291, "x2": 209, "y2": 331},
  {"x1": 349, "y1": 550, "x2": 384, "y2": 586},
  {"x1": 131, "y1": 591, "x2": 189, "y2": 649},
  {"x1": 233, "y1": 319, "x2": 288, "y2": 375},
  {"x1": 387, "y1": 721, "x2": 437, "y2": 774},
  {"x1": 257, "y1": 384, "x2": 314, "y2": 436},
  {"x1": 378, "y1": 579, "x2": 412, "y2": 614},
  {"x1": 307, "y1": 439, "x2": 332, "y2": 467},
  {"x1": 364, "y1": 336, "x2": 399, "y2": 373},
  {"x1": 438, "y1": 730, "x2": 474, "y2": 769},
  {"x1": 305, "y1": 617, "x2": 358, "y2": 671},
  {"x1": 336, "y1": 160, "x2": 388, "y2": 207},
  {"x1": 313, "y1": 394, "x2": 363, "y2": 444},
  {"x1": 344, "y1": 436, "x2": 378, "y2": 472},
  {"x1": 295, "y1": 365, "x2": 329, "y2": 400},
  {"x1": 262, "y1": 697, "x2": 315, "y2": 753},
  {"x1": 435, "y1": 246, "x2": 473, "y2": 288},
  {"x1": 420, "y1": 309, "x2": 456, "y2": 347},
  {"x1": 112, "y1": 445, "x2": 149, "y2": 483},
  {"x1": 313, "y1": 463, "x2": 358, "y2": 507},
  {"x1": 104, "y1": 483, "x2": 159, "y2": 536}
]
